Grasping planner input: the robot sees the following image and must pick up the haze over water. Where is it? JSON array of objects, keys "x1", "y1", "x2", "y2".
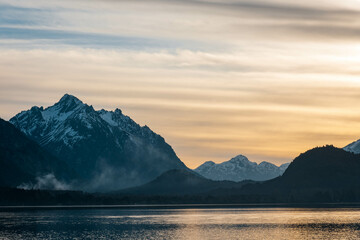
[{"x1": 0, "y1": 207, "x2": 359, "y2": 239}]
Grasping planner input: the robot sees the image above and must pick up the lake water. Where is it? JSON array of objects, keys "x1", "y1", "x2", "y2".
[{"x1": 0, "y1": 206, "x2": 359, "y2": 239}]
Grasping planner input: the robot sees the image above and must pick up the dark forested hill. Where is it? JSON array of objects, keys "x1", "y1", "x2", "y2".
[
  {"x1": 117, "y1": 169, "x2": 248, "y2": 196},
  {"x1": 0, "y1": 118, "x2": 75, "y2": 189}
]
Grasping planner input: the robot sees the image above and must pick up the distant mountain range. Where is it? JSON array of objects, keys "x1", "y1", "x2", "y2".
[
  {"x1": 194, "y1": 155, "x2": 289, "y2": 182},
  {"x1": 9, "y1": 94, "x2": 187, "y2": 191},
  {"x1": 2, "y1": 93, "x2": 360, "y2": 204}
]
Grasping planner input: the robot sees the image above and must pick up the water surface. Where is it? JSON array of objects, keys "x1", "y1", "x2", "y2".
[{"x1": 0, "y1": 206, "x2": 359, "y2": 239}]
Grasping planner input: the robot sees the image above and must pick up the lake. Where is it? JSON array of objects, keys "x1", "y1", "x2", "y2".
[{"x1": 0, "y1": 205, "x2": 359, "y2": 239}]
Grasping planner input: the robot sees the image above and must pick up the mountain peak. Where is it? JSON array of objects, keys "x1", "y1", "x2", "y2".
[
  {"x1": 53, "y1": 94, "x2": 84, "y2": 114},
  {"x1": 229, "y1": 155, "x2": 250, "y2": 164},
  {"x1": 58, "y1": 94, "x2": 82, "y2": 105},
  {"x1": 259, "y1": 161, "x2": 275, "y2": 167},
  {"x1": 203, "y1": 161, "x2": 216, "y2": 166},
  {"x1": 114, "y1": 108, "x2": 122, "y2": 115}
]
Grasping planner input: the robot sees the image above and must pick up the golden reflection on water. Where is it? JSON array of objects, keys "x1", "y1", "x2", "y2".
[
  {"x1": 126, "y1": 208, "x2": 360, "y2": 240},
  {"x1": 0, "y1": 207, "x2": 360, "y2": 239}
]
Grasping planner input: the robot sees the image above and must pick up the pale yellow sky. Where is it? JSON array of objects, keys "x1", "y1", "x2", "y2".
[{"x1": 1, "y1": 0, "x2": 360, "y2": 168}]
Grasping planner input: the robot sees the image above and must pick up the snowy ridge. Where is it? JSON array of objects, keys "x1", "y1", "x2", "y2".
[
  {"x1": 11, "y1": 94, "x2": 91, "y2": 148},
  {"x1": 194, "y1": 155, "x2": 290, "y2": 182},
  {"x1": 98, "y1": 108, "x2": 162, "y2": 144},
  {"x1": 10, "y1": 94, "x2": 161, "y2": 149}
]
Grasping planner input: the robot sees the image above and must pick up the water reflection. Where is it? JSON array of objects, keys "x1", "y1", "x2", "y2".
[{"x1": 0, "y1": 207, "x2": 359, "y2": 239}]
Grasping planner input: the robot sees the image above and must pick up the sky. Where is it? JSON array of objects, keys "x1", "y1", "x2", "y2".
[{"x1": 1, "y1": 0, "x2": 360, "y2": 168}]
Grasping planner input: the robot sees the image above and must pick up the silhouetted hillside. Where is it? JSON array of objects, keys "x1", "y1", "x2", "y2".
[
  {"x1": 281, "y1": 145, "x2": 360, "y2": 189},
  {"x1": 0, "y1": 118, "x2": 75, "y2": 188},
  {"x1": 117, "y1": 169, "x2": 248, "y2": 195}
]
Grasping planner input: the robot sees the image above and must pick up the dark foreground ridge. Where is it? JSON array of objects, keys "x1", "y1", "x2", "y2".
[
  {"x1": 115, "y1": 169, "x2": 249, "y2": 196},
  {"x1": 1, "y1": 146, "x2": 360, "y2": 205},
  {"x1": 0, "y1": 118, "x2": 75, "y2": 188}
]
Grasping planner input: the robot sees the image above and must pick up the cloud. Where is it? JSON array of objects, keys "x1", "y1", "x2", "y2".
[
  {"x1": 157, "y1": 0, "x2": 360, "y2": 21},
  {"x1": 18, "y1": 173, "x2": 71, "y2": 190},
  {"x1": 0, "y1": 27, "x2": 178, "y2": 49},
  {"x1": 1, "y1": 0, "x2": 360, "y2": 45},
  {"x1": 2, "y1": 0, "x2": 360, "y2": 168}
]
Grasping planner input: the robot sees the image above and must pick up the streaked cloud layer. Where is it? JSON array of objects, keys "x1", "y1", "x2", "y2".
[{"x1": 1, "y1": 0, "x2": 360, "y2": 168}]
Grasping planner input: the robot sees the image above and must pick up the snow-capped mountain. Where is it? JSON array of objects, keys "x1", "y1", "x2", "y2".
[
  {"x1": 343, "y1": 139, "x2": 360, "y2": 154},
  {"x1": 10, "y1": 94, "x2": 187, "y2": 191},
  {"x1": 194, "y1": 155, "x2": 290, "y2": 182}
]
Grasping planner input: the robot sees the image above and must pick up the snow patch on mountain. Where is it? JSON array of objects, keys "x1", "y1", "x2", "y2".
[
  {"x1": 98, "y1": 108, "x2": 162, "y2": 144},
  {"x1": 11, "y1": 95, "x2": 88, "y2": 148},
  {"x1": 343, "y1": 139, "x2": 360, "y2": 154},
  {"x1": 10, "y1": 94, "x2": 164, "y2": 152}
]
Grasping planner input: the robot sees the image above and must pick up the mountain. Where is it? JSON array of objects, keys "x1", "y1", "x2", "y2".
[
  {"x1": 0, "y1": 118, "x2": 75, "y2": 189},
  {"x1": 236, "y1": 146, "x2": 360, "y2": 202},
  {"x1": 343, "y1": 139, "x2": 360, "y2": 154},
  {"x1": 279, "y1": 145, "x2": 360, "y2": 189},
  {"x1": 10, "y1": 94, "x2": 187, "y2": 191},
  {"x1": 117, "y1": 169, "x2": 248, "y2": 196},
  {"x1": 194, "y1": 155, "x2": 289, "y2": 182}
]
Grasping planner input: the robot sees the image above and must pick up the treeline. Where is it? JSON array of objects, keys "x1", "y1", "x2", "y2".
[{"x1": 1, "y1": 187, "x2": 360, "y2": 206}]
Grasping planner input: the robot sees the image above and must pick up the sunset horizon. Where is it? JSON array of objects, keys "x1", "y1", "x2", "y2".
[
  {"x1": 2, "y1": 1, "x2": 360, "y2": 169},
  {"x1": 3, "y1": 92, "x2": 360, "y2": 169}
]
